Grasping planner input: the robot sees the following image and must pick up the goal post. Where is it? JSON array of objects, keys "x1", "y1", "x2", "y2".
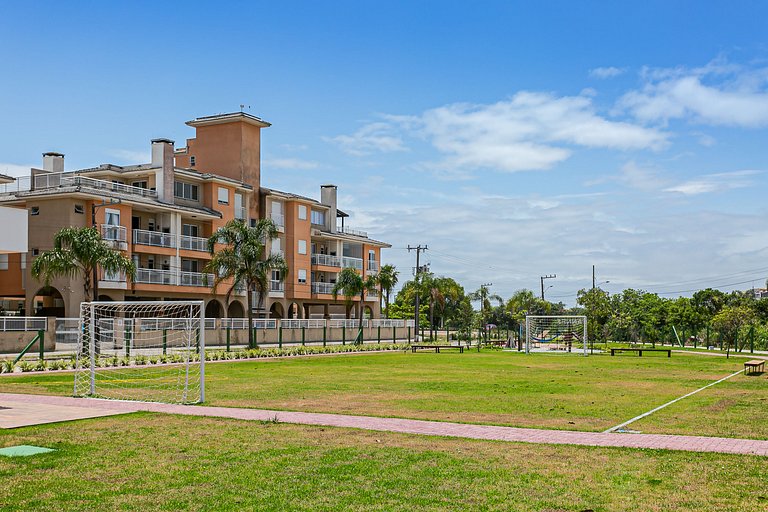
[
  {"x1": 74, "y1": 300, "x2": 205, "y2": 404},
  {"x1": 525, "y1": 315, "x2": 588, "y2": 356}
]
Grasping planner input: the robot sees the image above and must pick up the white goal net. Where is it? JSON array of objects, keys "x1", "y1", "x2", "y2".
[
  {"x1": 525, "y1": 315, "x2": 587, "y2": 356},
  {"x1": 74, "y1": 301, "x2": 205, "y2": 404}
]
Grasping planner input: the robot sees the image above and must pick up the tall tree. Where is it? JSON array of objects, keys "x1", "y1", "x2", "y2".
[
  {"x1": 31, "y1": 226, "x2": 135, "y2": 302},
  {"x1": 469, "y1": 284, "x2": 503, "y2": 343},
  {"x1": 205, "y1": 219, "x2": 287, "y2": 349},
  {"x1": 376, "y1": 264, "x2": 399, "y2": 318},
  {"x1": 332, "y1": 267, "x2": 379, "y2": 343}
]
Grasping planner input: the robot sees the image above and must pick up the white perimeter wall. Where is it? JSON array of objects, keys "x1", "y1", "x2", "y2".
[{"x1": 0, "y1": 206, "x2": 27, "y2": 253}]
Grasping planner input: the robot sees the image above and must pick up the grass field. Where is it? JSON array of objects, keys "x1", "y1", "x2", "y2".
[
  {"x1": 1, "y1": 412, "x2": 767, "y2": 511},
  {"x1": 2, "y1": 350, "x2": 766, "y2": 439}
]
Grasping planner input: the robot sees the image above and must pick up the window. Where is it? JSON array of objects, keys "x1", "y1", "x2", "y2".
[
  {"x1": 234, "y1": 193, "x2": 245, "y2": 219},
  {"x1": 32, "y1": 248, "x2": 39, "y2": 256},
  {"x1": 181, "y1": 259, "x2": 198, "y2": 273},
  {"x1": 30, "y1": 206, "x2": 39, "y2": 216},
  {"x1": 131, "y1": 181, "x2": 148, "y2": 189},
  {"x1": 74, "y1": 204, "x2": 84, "y2": 214},
  {"x1": 147, "y1": 257, "x2": 155, "y2": 270},
  {"x1": 311, "y1": 210, "x2": 325, "y2": 225},
  {"x1": 0, "y1": 254, "x2": 8, "y2": 270},
  {"x1": 298, "y1": 204, "x2": 307, "y2": 220},
  {"x1": 369, "y1": 250, "x2": 376, "y2": 261},
  {"x1": 174, "y1": 181, "x2": 199, "y2": 201},
  {"x1": 298, "y1": 269, "x2": 307, "y2": 284},
  {"x1": 271, "y1": 237, "x2": 282, "y2": 255},
  {"x1": 182, "y1": 224, "x2": 199, "y2": 237},
  {"x1": 218, "y1": 187, "x2": 229, "y2": 205},
  {"x1": 272, "y1": 270, "x2": 281, "y2": 281},
  {"x1": 298, "y1": 239, "x2": 307, "y2": 255},
  {"x1": 190, "y1": 156, "x2": 196, "y2": 167}
]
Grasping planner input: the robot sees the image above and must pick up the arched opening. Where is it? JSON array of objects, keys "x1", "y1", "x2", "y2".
[
  {"x1": 363, "y1": 305, "x2": 373, "y2": 320},
  {"x1": 205, "y1": 300, "x2": 224, "y2": 319},
  {"x1": 288, "y1": 302, "x2": 301, "y2": 319},
  {"x1": 269, "y1": 302, "x2": 284, "y2": 319},
  {"x1": 31, "y1": 286, "x2": 65, "y2": 317},
  {"x1": 227, "y1": 300, "x2": 245, "y2": 318}
]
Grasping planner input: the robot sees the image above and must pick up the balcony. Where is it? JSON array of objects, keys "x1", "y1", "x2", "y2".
[
  {"x1": 337, "y1": 225, "x2": 368, "y2": 238},
  {"x1": 270, "y1": 280, "x2": 284, "y2": 292},
  {"x1": 101, "y1": 224, "x2": 128, "y2": 251},
  {"x1": 135, "y1": 268, "x2": 176, "y2": 285},
  {"x1": 179, "y1": 234, "x2": 208, "y2": 252},
  {"x1": 342, "y1": 256, "x2": 363, "y2": 270},
  {"x1": 365, "y1": 289, "x2": 379, "y2": 301},
  {"x1": 311, "y1": 253, "x2": 341, "y2": 267},
  {"x1": 134, "y1": 268, "x2": 214, "y2": 287},
  {"x1": 235, "y1": 206, "x2": 247, "y2": 220},
  {"x1": 133, "y1": 229, "x2": 176, "y2": 248},
  {"x1": 366, "y1": 260, "x2": 379, "y2": 272},
  {"x1": 311, "y1": 282, "x2": 335, "y2": 295},
  {"x1": 270, "y1": 212, "x2": 284, "y2": 228},
  {"x1": 34, "y1": 172, "x2": 158, "y2": 199}
]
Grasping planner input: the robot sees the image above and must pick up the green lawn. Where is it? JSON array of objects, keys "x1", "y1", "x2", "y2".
[
  {"x1": 2, "y1": 351, "x2": 764, "y2": 438},
  {"x1": 1, "y1": 413, "x2": 766, "y2": 511}
]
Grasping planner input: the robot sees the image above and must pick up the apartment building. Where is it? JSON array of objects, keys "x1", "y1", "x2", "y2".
[{"x1": 0, "y1": 112, "x2": 390, "y2": 320}]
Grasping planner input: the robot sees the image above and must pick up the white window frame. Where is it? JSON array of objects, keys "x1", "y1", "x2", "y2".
[
  {"x1": 298, "y1": 269, "x2": 307, "y2": 284},
  {"x1": 0, "y1": 254, "x2": 8, "y2": 270},
  {"x1": 298, "y1": 204, "x2": 307, "y2": 220},
  {"x1": 298, "y1": 239, "x2": 307, "y2": 255},
  {"x1": 218, "y1": 187, "x2": 229, "y2": 205},
  {"x1": 311, "y1": 209, "x2": 325, "y2": 225}
]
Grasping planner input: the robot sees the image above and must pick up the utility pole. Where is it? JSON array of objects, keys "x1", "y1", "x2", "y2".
[
  {"x1": 480, "y1": 282, "x2": 492, "y2": 344},
  {"x1": 408, "y1": 245, "x2": 428, "y2": 341},
  {"x1": 540, "y1": 274, "x2": 556, "y2": 300},
  {"x1": 592, "y1": 265, "x2": 595, "y2": 290}
]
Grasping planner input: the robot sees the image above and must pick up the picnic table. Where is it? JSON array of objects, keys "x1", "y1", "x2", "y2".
[
  {"x1": 411, "y1": 344, "x2": 464, "y2": 353},
  {"x1": 744, "y1": 359, "x2": 765, "y2": 375}
]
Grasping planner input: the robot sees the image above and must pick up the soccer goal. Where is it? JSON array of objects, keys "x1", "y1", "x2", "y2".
[
  {"x1": 525, "y1": 315, "x2": 587, "y2": 355},
  {"x1": 74, "y1": 301, "x2": 205, "y2": 404}
]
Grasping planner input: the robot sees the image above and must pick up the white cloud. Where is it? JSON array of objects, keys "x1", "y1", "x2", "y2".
[
  {"x1": 0, "y1": 162, "x2": 33, "y2": 177},
  {"x1": 107, "y1": 149, "x2": 151, "y2": 164},
  {"x1": 616, "y1": 161, "x2": 668, "y2": 191},
  {"x1": 333, "y1": 92, "x2": 668, "y2": 174},
  {"x1": 328, "y1": 122, "x2": 408, "y2": 156},
  {"x1": 590, "y1": 66, "x2": 626, "y2": 79},
  {"x1": 664, "y1": 170, "x2": 762, "y2": 196},
  {"x1": 262, "y1": 158, "x2": 320, "y2": 170},
  {"x1": 618, "y1": 62, "x2": 768, "y2": 127}
]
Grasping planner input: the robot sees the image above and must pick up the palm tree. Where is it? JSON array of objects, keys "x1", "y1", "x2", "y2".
[
  {"x1": 205, "y1": 219, "x2": 287, "y2": 349},
  {"x1": 332, "y1": 267, "x2": 378, "y2": 343},
  {"x1": 468, "y1": 284, "x2": 503, "y2": 344},
  {"x1": 376, "y1": 264, "x2": 399, "y2": 318},
  {"x1": 31, "y1": 226, "x2": 135, "y2": 302}
]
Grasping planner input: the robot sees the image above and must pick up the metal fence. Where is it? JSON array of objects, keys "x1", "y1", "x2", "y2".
[{"x1": 0, "y1": 317, "x2": 47, "y2": 331}]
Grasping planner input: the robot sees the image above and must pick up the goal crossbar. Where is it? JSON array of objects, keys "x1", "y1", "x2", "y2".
[{"x1": 525, "y1": 315, "x2": 588, "y2": 356}]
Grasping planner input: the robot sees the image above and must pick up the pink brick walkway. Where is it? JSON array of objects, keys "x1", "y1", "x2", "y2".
[{"x1": 1, "y1": 392, "x2": 766, "y2": 456}]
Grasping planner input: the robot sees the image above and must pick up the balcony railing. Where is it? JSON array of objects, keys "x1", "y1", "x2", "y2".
[
  {"x1": 366, "y1": 260, "x2": 379, "y2": 272},
  {"x1": 135, "y1": 268, "x2": 176, "y2": 285},
  {"x1": 133, "y1": 229, "x2": 176, "y2": 248},
  {"x1": 311, "y1": 253, "x2": 341, "y2": 267},
  {"x1": 337, "y1": 225, "x2": 368, "y2": 238},
  {"x1": 180, "y1": 271, "x2": 214, "y2": 287},
  {"x1": 100, "y1": 224, "x2": 127, "y2": 242},
  {"x1": 365, "y1": 289, "x2": 379, "y2": 301},
  {"x1": 270, "y1": 212, "x2": 284, "y2": 227},
  {"x1": 270, "y1": 280, "x2": 284, "y2": 292},
  {"x1": 179, "y1": 234, "x2": 208, "y2": 252},
  {"x1": 34, "y1": 172, "x2": 158, "y2": 199},
  {"x1": 100, "y1": 269, "x2": 126, "y2": 283},
  {"x1": 235, "y1": 206, "x2": 247, "y2": 220},
  {"x1": 311, "y1": 282, "x2": 335, "y2": 295},
  {"x1": 342, "y1": 256, "x2": 363, "y2": 270}
]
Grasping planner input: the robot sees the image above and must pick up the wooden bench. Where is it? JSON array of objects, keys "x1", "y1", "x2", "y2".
[
  {"x1": 744, "y1": 359, "x2": 765, "y2": 375},
  {"x1": 610, "y1": 348, "x2": 671, "y2": 358},
  {"x1": 411, "y1": 344, "x2": 464, "y2": 354}
]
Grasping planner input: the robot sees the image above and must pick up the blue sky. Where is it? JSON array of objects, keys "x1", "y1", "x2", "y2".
[{"x1": 2, "y1": 1, "x2": 768, "y2": 303}]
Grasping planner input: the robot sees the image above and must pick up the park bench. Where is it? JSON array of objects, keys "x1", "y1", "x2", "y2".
[
  {"x1": 610, "y1": 348, "x2": 671, "y2": 358},
  {"x1": 744, "y1": 359, "x2": 765, "y2": 375},
  {"x1": 411, "y1": 344, "x2": 464, "y2": 354}
]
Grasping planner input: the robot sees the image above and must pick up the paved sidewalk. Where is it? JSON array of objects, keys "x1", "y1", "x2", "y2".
[{"x1": 1, "y1": 392, "x2": 766, "y2": 456}]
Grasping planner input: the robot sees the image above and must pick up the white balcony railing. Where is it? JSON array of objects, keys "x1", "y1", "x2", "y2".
[
  {"x1": 270, "y1": 212, "x2": 285, "y2": 227},
  {"x1": 135, "y1": 268, "x2": 176, "y2": 285},
  {"x1": 337, "y1": 225, "x2": 368, "y2": 238},
  {"x1": 235, "y1": 207, "x2": 247, "y2": 220},
  {"x1": 179, "y1": 234, "x2": 208, "y2": 252},
  {"x1": 180, "y1": 271, "x2": 214, "y2": 287},
  {"x1": 311, "y1": 253, "x2": 341, "y2": 267},
  {"x1": 100, "y1": 224, "x2": 127, "y2": 242},
  {"x1": 133, "y1": 229, "x2": 176, "y2": 248},
  {"x1": 365, "y1": 289, "x2": 379, "y2": 301},
  {"x1": 270, "y1": 279, "x2": 285, "y2": 292},
  {"x1": 342, "y1": 256, "x2": 363, "y2": 270},
  {"x1": 100, "y1": 269, "x2": 126, "y2": 283},
  {"x1": 0, "y1": 176, "x2": 31, "y2": 195},
  {"x1": 311, "y1": 282, "x2": 335, "y2": 295},
  {"x1": 366, "y1": 260, "x2": 379, "y2": 272},
  {"x1": 34, "y1": 172, "x2": 158, "y2": 199}
]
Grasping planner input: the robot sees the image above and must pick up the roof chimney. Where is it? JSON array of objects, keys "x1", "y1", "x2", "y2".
[
  {"x1": 151, "y1": 139, "x2": 175, "y2": 203},
  {"x1": 320, "y1": 184, "x2": 338, "y2": 233},
  {"x1": 42, "y1": 152, "x2": 64, "y2": 173}
]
